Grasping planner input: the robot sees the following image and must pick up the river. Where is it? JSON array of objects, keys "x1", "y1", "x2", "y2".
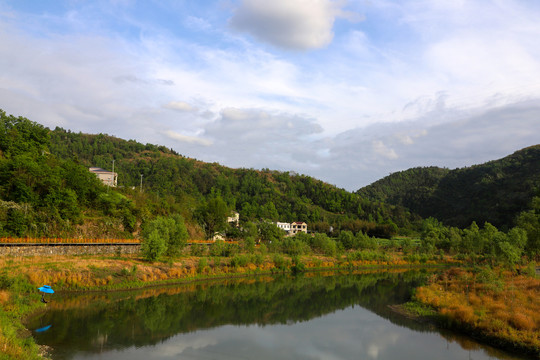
[{"x1": 28, "y1": 269, "x2": 530, "y2": 359}]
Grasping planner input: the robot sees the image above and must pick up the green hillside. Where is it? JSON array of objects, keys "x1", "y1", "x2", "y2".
[
  {"x1": 357, "y1": 146, "x2": 540, "y2": 229},
  {"x1": 0, "y1": 109, "x2": 421, "y2": 239}
]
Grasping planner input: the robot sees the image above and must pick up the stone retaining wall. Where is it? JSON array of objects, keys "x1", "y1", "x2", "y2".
[{"x1": 0, "y1": 244, "x2": 141, "y2": 257}]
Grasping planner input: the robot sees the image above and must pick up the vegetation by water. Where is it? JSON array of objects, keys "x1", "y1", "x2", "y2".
[
  {"x1": 26, "y1": 270, "x2": 433, "y2": 359},
  {"x1": 0, "y1": 274, "x2": 43, "y2": 359},
  {"x1": 412, "y1": 267, "x2": 539, "y2": 356},
  {"x1": 1, "y1": 109, "x2": 539, "y2": 358}
]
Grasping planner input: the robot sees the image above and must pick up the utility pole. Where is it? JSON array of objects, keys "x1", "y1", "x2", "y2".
[
  {"x1": 112, "y1": 159, "x2": 115, "y2": 187},
  {"x1": 140, "y1": 174, "x2": 143, "y2": 192}
]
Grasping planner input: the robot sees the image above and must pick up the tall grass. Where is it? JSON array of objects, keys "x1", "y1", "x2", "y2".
[{"x1": 414, "y1": 267, "x2": 540, "y2": 355}]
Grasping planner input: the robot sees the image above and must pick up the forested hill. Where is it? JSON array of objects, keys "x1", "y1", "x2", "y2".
[
  {"x1": 48, "y1": 127, "x2": 420, "y2": 236},
  {"x1": 0, "y1": 109, "x2": 421, "y2": 239},
  {"x1": 357, "y1": 145, "x2": 540, "y2": 229}
]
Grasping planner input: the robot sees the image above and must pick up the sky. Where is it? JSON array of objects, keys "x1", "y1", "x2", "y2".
[{"x1": 1, "y1": 0, "x2": 540, "y2": 191}]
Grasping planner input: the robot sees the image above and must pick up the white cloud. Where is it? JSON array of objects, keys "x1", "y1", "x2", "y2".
[
  {"x1": 229, "y1": 0, "x2": 361, "y2": 50},
  {"x1": 163, "y1": 130, "x2": 212, "y2": 146},
  {"x1": 163, "y1": 101, "x2": 198, "y2": 112},
  {"x1": 1, "y1": 1, "x2": 540, "y2": 192},
  {"x1": 372, "y1": 140, "x2": 398, "y2": 160}
]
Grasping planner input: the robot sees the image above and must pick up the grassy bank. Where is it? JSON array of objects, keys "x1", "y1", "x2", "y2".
[
  {"x1": 0, "y1": 248, "x2": 462, "y2": 359},
  {"x1": 0, "y1": 275, "x2": 44, "y2": 360},
  {"x1": 409, "y1": 266, "x2": 539, "y2": 357},
  {"x1": 0, "y1": 249, "x2": 454, "y2": 359}
]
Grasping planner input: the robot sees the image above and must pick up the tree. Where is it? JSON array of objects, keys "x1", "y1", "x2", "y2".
[
  {"x1": 258, "y1": 222, "x2": 284, "y2": 243},
  {"x1": 516, "y1": 196, "x2": 540, "y2": 258},
  {"x1": 166, "y1": 214, "x2": 189, "y2": 256},
  {"x1": 197, "y1": 196, "x2": 229, "y2": 239},
  {"x1": 141, "y1": 215, "x2": 189, "y2": 260},
  {"x1": 141, "y1": 229, "x2": 167, "y2": 261}
]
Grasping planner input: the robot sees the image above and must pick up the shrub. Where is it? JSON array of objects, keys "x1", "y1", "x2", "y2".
[
  {"x1": 190, "y1": 243, "x2": 206, "y2": 257},
  {"x1": 311, "y1": 233, "x2": 338, "y2": 256},
  {"x1": 209, "y1": 240, "x2": 226, "y2": 257},
  {"x1": 281, "y1": 237, "x2": 310, "y2": 255},
  {"x1": 291, "y1": 255, "x2": 306, "y2": 274},
  {"x1": 230, "y1": 254, "x2": 250, "y2": 268},
  {"x1": 243, "y1": 236, "x2": 255, "y2": 253},
  {"x1": 272, "y1": 253, "x2": 287, "y2": 270},
  {"x1": 141, "y1": 230, "x2": 166, "y2": 261},
  {"x1": 197, "y1": 258, "x2": 208, "y2": 273}
]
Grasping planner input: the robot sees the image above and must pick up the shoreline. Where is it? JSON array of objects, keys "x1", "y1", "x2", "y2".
[
  {"x1": 389, "y1": 302, "x2": 539, "y2": 358},
  {"x1": 2, "y1": 254, "x2": 536, "y2": 359}
]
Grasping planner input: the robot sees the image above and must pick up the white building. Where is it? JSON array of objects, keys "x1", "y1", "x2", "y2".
[
  {"x1": 227, "y1": 211, "x2": 240, "y2": 226},
  {"x1": 89, "y1": 167, "x2": 117, "y2": 187},
  {"x1": 276, "y1": 222, "x2": 291, "y2": 232}
]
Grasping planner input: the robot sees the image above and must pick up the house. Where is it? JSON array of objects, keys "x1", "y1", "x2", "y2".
[
  {"x1": 274, "y1": 221, "x2": 307, "y2": 236},
  {"x1": 89, "y1": 167, "x2": 117, "y2": 187},
  {"x1": 291, "y1": 221, "x2": 308, "y2": 235},
  {"x1": 227, "y1": 211, "x2": 240, "y2": 227},
  {"x1": 276, "y1": 222, "x2": 291, "y2": 232}
]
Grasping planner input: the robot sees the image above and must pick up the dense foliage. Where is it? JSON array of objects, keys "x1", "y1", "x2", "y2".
[
  {"x1": 357, "y1": 146, "x2": 540, "y2": 229},
  {"x1": 47, "y1": 120, "x2": 421, "y2": 238},
  {"x1": 0, "y1": 110, "x2": 421, "y2": 239},
  {"x1": 0, "y1": 110, "x2": 112, "y2": 237}
]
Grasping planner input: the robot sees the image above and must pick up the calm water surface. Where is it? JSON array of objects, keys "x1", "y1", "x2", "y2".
[{"x1": 29, "y1": 270, "x2": 531, "y2": 360}]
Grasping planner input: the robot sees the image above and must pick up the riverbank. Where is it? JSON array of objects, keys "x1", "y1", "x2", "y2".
[
  {"x1": 401, "y1": 266, "x2": 539, "y2": 357},
  {"x1": 3, "y1": 253, "x2": 536, "y2": 359},
  {"x1": 0, "y1": 251, "x2": 453, "y2": 359}
]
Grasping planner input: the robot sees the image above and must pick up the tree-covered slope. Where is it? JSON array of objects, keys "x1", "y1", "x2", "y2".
[
  {"x1": 0, "y1": 109, "x2": 422, "y2": 239},
  {"x1": 357, "y1": 146, "x2": 540, "y2": 229},
  {"x1": 49, "y1": 126, "x2": 421, "y2": 237}
]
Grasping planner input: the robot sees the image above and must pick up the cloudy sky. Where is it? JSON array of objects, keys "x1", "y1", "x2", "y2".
[{"x1": 1, "y1": 0, "x2": 540, "y2": 191}]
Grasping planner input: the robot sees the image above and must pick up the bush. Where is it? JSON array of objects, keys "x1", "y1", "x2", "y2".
[
  {"x1": 253, "y1": 253, "x2": 264, "y2": 265},
  {"x1": 311, "y1": 233, "x2": 338, "y2": 256},
  {"x1": 348, "y1": 250, "x2": 390, "y2": 262},
  {"x1": 281, "y1": 237, "x2": 310, "y2": 255},
  {"x1": 291, "y1": 255, "x2": 306, "y2": 274},
  {"x1": 190, "y1": 243, "x2": 206, "y2": 257},
  {"x1": 209, "y1": 240, "x2": 226, "y2": 257},
  {"x1": 272, "y1": 253, "x2": 288, "y2": 270},
  {"x1": 230, "y1": 254, "x2": 250, "y2": 268},
  {"x1": 243, "y1": 236, "x2": 256, "y2": 253},
  {"x1": 141, "y1": 215, "x2": 189, "y2": 259},
  {"x1": 141, "y1": 230, "x2": 166, "y2": 261},
  {"x1": 197, "y1": 258, "x2": 208, "y2": 273}
]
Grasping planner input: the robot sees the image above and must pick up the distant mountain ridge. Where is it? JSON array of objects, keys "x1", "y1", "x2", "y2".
[{"x1": 356, "y1": 145, "x2": 540, "y2": 229}]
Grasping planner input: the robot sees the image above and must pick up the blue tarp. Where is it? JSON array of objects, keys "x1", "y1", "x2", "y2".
[
  {"x1": 35, "y1": 325, "x2": 52, "y2": 333},
  {"x1": 38, "y1": 285, "x2": 54, "y2": 294}
]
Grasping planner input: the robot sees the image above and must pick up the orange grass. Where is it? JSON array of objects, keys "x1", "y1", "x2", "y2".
[
  {"x1": 0, "y1": 290, "x2": 9, "y2": 304},
  {"x1": 414, "y1": 267, "x2": 540, "y2": 353}
]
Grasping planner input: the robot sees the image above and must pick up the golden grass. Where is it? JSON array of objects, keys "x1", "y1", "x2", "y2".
[
  {"x1": 414, "y1": 267, "x2": 540, "y2": 352},
  {"x1": 0, "y1": 290, "x2": 10, "y2": 304}
]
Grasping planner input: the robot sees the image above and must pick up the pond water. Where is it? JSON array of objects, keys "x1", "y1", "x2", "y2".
[{"x1": 28, "y1": 269, "x2": 530, "y2": 360}]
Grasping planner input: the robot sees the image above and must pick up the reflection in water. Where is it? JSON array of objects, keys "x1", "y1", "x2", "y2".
[{"x1": 29, "y1": 269, "x2": 528, "y2": 360}]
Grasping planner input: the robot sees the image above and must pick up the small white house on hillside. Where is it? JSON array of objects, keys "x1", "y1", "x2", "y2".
[{"x1": 89, "y1": 167, "x2": 117, "y2": 187}]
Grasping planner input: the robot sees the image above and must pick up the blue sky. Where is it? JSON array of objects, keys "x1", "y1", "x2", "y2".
[{"x1": 1, "y1": 0, "x2": 540, "y2": 190}]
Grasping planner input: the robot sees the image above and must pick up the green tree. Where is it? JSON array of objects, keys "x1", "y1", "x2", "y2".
[
  {"x1": 166, "y1": 214, "x2": 189, "y2": 256},
  {"x1": 197, "y1": 196, "x2": 229, "y2": 239},
  {"x1": 141, "y1": 215, "x2": 189, "y2": 260},
  {"x1": 141, "y1": 229, "x2": 167, "y2": 261},
  {"x1": 258, "y1": 222, "x2": 284, "y2": 243},
  {"x1": 337, "y1": 230, "x2": 356, "y2": 250},
  {"x1": 516, "y1": 196, "x2": 540, "y2": 258}
]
